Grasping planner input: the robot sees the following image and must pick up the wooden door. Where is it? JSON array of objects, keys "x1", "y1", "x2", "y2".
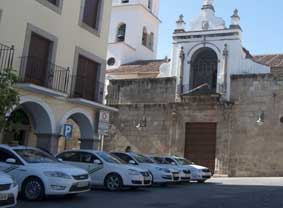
[
  {"x1": 185, "y1": 123, "x2": 217, "y2": 173},
  {"x1": 74, "y1": 55, "x2": 99, "y2": 101},
  {"x1": 25, "y1": 32, "x2": 51, "y2": 86}
]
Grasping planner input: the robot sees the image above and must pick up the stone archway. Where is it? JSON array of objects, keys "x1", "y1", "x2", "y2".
[
  {"x1": 59, "y1": 109, "x2": 96, "y2": 151},
  {"x1": 2, "y1": 96, "x2": 56, "y2": 152}
]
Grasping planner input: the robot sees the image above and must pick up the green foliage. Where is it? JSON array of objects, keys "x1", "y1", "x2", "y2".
[{"x1": 0, "y1": 68, "x2": 19, "y2": 131}]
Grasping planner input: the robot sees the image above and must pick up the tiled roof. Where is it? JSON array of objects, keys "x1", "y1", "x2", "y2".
[
  {"x1": 107, "y1": 59, "x2": 169, "y2": 74},
  {"x1": 252, "y1": 54, "x2": 283, "y2": 68}
]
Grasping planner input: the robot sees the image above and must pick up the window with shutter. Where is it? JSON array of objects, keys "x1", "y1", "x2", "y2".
[{"x1": 83, "y1": 0, "x2": 101, "y2": 30}]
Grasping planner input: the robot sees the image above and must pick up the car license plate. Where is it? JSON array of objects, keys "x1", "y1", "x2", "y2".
[
  {"x1": 77, "y1": 182, "x2": 88, "y2": 188},
  {"x1": 0, "y1": 194, "x2": 8, "y2": 201}
]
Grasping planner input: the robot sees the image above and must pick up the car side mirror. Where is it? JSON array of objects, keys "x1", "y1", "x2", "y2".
[
  {"x1": 6, "y1": 158, "x2": 16, "y2": 164},
  {"x1": 57, "y1": 158, "x2": 63, "y2": 162},
  {"x1": 93, "y1": 160, "x2": 102, "y2": 165},
  {"x1": 129, "y1": 160, "x2": 136, "y2": 165},
  {"x1": 171, "y1": 162, "x2": 176, "y2": 165}
]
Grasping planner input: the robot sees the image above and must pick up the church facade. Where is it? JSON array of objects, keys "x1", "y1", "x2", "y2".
[{"x1": 106, "y1": 0, "x2": 283, "y2": 177}]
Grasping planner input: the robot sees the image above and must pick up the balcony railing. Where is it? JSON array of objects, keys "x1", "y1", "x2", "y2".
[
  {"x1": 19, "y1": 56, "x2": 70, "y2": 94},
  {"x1": 0, "y1": 43, "x2": 15, "y2": 73},
  {"x1": 70, "y1": 75, "x2": 104, "y2": 103}
]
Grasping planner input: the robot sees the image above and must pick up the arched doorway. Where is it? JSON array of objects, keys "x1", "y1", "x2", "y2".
[
  {"x1": 59, "y1": 109, "x2": 95, "y2": 152},
  {"x1": 1, "y1": 99, "x2": 55, "y2": 150},
  {"x1": 190, "y1": 47, "x2": 218, "y2": 94}
]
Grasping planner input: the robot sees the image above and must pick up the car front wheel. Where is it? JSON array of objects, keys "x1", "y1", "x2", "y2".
[
  {"x1": 105, "y1": 173, "x2": 123, "y2": 191},
  {"x1": 22, "y1": 177, "x2": 45, "y2": 201}
]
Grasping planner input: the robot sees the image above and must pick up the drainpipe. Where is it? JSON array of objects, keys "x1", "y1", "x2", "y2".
[{"x1": 179, "y1": 47, "x2": 185, "y2": 96}]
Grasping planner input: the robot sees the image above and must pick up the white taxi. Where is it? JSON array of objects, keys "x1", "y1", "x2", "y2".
[
  {"x1": 163, "y1": 156, "x2": 212, "y2": 183},
  {"x1": 112, "y1": 152, "x2": 181, "y2": 185},
  {"x1": 0, "y1": 145, "x2": 91, "y2": 201},
  {"x1": 149, "y1": 156, "x2": 191, "y2": 182},
  {"x1": 0, "y1": 172, "x2": 18, "y2": 208},
  {"x1": 56, "y1": 150, "x2": 152, "y2": 191}
]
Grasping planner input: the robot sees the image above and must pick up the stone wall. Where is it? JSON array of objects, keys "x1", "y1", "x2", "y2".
[
  {"x1": 229, "y1": 74, "x2": 283, "y2": 177},
  {"x1": 107, "y1": 77, "x2": 176, "y2": 105},
  {"x1": 106, "y1": 74, "x2": 283, "y2": 177}
]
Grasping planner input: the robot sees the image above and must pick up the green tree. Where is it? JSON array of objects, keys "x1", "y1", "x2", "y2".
[{"x1": 0, "y1": 68, "x2": 19, "y2": 131}]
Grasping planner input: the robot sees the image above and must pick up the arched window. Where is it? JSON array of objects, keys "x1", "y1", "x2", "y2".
[
  {"x1": 116, "y1": 23, "x2": 126, "y2": 42},
  {"x1": 190, "y1": 48, "x2": 218, "y2": 94},
  {"x1": 142, "y1": 27, "x2": 147, "y2": 46},
  {"x1": 149, "y1": 32, "x2": 154, "y2": 50}
]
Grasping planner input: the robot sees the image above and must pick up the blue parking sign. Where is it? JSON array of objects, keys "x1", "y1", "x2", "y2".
[{"x1": 63, "y1": 124, "x2": 73, "y2": 139}]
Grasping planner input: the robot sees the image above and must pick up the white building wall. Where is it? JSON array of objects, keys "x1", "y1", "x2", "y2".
[{"x1": 0, "y1": 0, "x2": 111, "y2": 80}]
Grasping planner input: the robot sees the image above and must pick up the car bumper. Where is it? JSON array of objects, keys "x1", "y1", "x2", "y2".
[
  {"x1": 45, "y1": 177, "x2": 91, "y2": 195},
  {"x1": 124, "y1": 175, "x2": 152, "y2": 187},
  {"x1": 180, "y1": 173, "x2": 191, "y2": 182},
  {"x1": 0, "y1": 185, "x2": 18, "y2": 208},
  {"x1": 191, "y1": 173, "x2": 212, "y2": 181}
]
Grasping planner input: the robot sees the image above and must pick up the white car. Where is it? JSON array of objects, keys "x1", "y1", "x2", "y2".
[
  {"x1": 0, "y1": 172, "x2": 18, "y2": 208},
  {"x1": 56, "y1": 150, "x2": 152, "y2": 191},
  {"x1": 163, "y1": 156, "x2": 212, "y2": 183},
  {"x1": 112, "y1": 152, "x2": 181, "y2": 185},
  {"x1": 0, "y1": 145, "x2": 91, "y2": 201},
  {"x1": 149, "y1": 156, "x2": 191, "y2": 183}
]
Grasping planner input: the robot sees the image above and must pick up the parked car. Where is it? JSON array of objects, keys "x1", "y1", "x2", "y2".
[
  {"x1": 0, "y1": 145, "x2": 91, "y2": 201},
  {"x1": 56, "y1": 150, "x2": 152, "y2": 191},
  {"x1": 0, "y1": 172, "x2": 18, "y2": 208},
  {"x1": 149, "y1": 156, "x2": 191, "y2": 183},
  {"x1": 163, "y1": 156, "x2": 212, "y2": 183},
  {"x1": 111, "y1": 152, "x2": 181, "y2": 185}
]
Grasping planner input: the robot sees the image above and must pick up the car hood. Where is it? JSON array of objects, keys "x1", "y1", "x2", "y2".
[
  {"x1": 139, "y1": 163, "x2": 169, "y2": 171},
  {"x1": 109, "y1": 163, "x2": 147, "y2": 172},
  {"x1": 0, "y1": 172, "x2": 13, "y2": 184},
  {"x1": 28, "y1": 162, "x2": 88, "y2": 175}
]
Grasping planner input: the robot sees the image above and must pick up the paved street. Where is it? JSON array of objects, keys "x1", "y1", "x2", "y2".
[{"x1": 18, "y1": 178, "x2": 283, "y2": 208}]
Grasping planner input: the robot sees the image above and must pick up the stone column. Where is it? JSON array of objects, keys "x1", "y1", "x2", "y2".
[
  {"x1": 36, "y1": 133, "x2": 60, "y2": 155},
  {"x1": 80, "y1": 138, "x2": 100, "y2": 150}
]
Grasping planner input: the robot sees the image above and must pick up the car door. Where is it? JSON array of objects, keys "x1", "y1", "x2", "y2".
[
  {"x1": 79, "y1": 152, "x2": 104, "y2": 185},
  {"x1": 0, "y1": 148, "x2": 25, "y2": 184}
]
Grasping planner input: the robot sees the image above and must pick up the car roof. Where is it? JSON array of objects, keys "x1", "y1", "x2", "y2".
[
  {"x1": 0, "y1": 144, "x2": 35, "y2": 151},
  {"x1": 58, "y1": 149, "x2": 105, "y2": 155}
]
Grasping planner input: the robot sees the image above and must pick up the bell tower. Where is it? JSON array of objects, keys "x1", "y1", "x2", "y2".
[{"x1": 107, "y1": 0, "x2": 161, "y2": 69}]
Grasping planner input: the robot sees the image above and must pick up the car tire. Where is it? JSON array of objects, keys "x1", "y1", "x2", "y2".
[
  {"x1": 104, "y1": 173, "x2": 123, "y2": 191},
  {"x1": 22, "y1": 177, "x2": 45, "y2": 201}
]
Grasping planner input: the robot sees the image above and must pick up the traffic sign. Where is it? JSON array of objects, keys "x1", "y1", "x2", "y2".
[{"x1": 63, "y1": 124, "x2": 73, "y2": 139}]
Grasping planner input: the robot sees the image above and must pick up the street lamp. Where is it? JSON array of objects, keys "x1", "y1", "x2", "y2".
[{"x1": 256, "y1": 111, "x2": 264, "y2": 126}]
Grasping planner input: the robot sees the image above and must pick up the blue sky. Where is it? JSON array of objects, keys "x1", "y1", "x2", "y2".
[{"x1": 157, "y1": 0, "x2": 283, "y2": 58}]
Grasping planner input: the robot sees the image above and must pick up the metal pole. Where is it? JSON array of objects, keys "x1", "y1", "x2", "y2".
[{"x1": 100, "y1": 135, "x2": 105, "y2": 151}]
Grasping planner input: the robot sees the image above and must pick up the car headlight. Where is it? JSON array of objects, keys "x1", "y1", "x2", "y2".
[
  {"x1": 155, "y1": 167, "x2": 170, "y2": 173},
  {"x1": 44, "y1": 171, "x2": 72, "y2": 179},
  {"x1": 128, "y1": 169, "x2": 141, "y2": 176}
]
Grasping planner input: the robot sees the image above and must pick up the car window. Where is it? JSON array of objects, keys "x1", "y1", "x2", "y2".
[
  {"x1": 14, "y1": 149, "x2": 57, "y2": 163},
  {"x1": 112, "y1": 153, "x2": 133, "y2": 164},
  {"x1": 96, "y1": 152, "x2": 122, "y2": 164},
  {"x1": 175, "y1": 158, "x2": 193, "y2": 165},
  {"x1": 80, "y1": 152, "x2": 101, "y2": 164},
  {"x1": 154, "y1": 157, "x2": 170, "y2": 164},
  {"x1": 131, "y1": 153, "x2": 154, "y2": 164},
  {"x1": 58, "y1": 152, "x2": 80, "y2": 162},
  {"x1": 165, "y1": 158, "x2": 177, "y2": 165},
  {"x1": 0, "y1": 148, "x2": 22, "y2": 165}
]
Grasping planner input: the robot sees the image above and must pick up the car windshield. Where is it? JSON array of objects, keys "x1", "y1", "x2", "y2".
[
  {"x1": 96, "y1": 152, "x2": 122, "y2": 164},
  {"x1": 175, "y1": 158, "x2": 194, "y2": 165},
  {"x1": 131, "y1": 153, "x2": 154, "y2": 164},
  {"x1": 153, "y1": 157, "x2": 170, "y2": 164},
  {"x1": 14, "y1": 148, "x2": 57, "y2": 164}
]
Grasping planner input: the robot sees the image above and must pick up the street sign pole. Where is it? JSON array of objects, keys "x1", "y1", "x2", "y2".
[{"x1": 100, "y1": 135, "x2": 105, "y2": 151}]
